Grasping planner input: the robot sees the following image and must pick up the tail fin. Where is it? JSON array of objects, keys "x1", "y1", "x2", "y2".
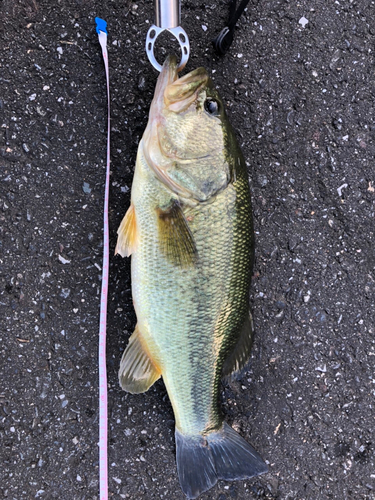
[
  {"x1": 175, "y1": 432, "x2": 217, "y2": 499},
  {"x1": 175, "y1": 423, "x2": 268, "y2": 499}
]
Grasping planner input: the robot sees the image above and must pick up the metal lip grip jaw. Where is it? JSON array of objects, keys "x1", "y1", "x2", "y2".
[{"x1": 146, "y1": 0, "x2": 190, "y2": 72}]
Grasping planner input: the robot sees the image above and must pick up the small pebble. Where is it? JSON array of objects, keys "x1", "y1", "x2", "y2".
[
  {"x1": 60, "y1": 288, "x2": 71, "y2": 299},
  {"x1": 337, "y1": 183, "x2": 348, "y2": 197},
  {"x1": 138, "y1": 76, "x2": 146, "y2": 91},
  {"x1": 58, "y1": 255, "x2": 70, "y2": 264},
  {"x1": 82, "y1": 182, "x2": 91, "y2": 194},
  {"x1": 315, "y1": 364, "x2": 327, "y2": 373},
  {"x1": 316, "y1": 311, "x2": 327, "y2": 323},
  {"x1": 258, "y1": 175, "x2": 268, "y2": 187}
]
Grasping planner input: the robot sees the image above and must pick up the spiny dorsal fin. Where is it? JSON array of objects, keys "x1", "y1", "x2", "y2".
[
  {"x1": 222, "y1": 312, "x2": 254, "y2": 380},
  {"x1": 156, "y1": 200, "x2": 197, "y2": 267},
  {"x1": 115, "y1": 204, "x2": 138, "y2": 257},
  {"x1": 118, "y1": 325, "x2": 161, "y2": 394}
]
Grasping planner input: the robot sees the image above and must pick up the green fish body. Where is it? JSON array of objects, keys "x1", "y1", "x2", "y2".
[{"x1": 116, "y1": 56, "x2": 267, "y2": 498}]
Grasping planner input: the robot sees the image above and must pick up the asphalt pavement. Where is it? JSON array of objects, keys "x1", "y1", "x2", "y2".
[{"x1": 1, "y1": 0, "x2": 374, "y2": 498}]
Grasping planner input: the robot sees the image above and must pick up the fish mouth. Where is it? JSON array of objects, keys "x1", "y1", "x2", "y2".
[
  {"x1": 164, "y1": 65, "x2": 209, "y2": 112},
  {"x1": 151, "y1": 55, "x2": 179, "y2": 116},
  {"x1": 152, "y1": 55, "x2": 210, "y2": 112}
]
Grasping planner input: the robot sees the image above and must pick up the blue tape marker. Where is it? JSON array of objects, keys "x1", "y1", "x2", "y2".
[{"x1": 95, "y1": 17, "x2": 108, "y2": 35}]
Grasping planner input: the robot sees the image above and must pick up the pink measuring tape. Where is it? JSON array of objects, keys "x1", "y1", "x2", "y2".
[{"x1": 96, "y1": 17, "x2": 110, "y2": 500}]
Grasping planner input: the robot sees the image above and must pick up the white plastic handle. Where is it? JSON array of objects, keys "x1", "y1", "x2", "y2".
[{"x1": 146, "y1": 25, "x2": 190, "y2": 72}]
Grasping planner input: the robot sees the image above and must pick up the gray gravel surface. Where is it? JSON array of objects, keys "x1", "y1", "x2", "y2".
[{"x1": 1, "y1": 0, "x2": 374, "y2": 499}]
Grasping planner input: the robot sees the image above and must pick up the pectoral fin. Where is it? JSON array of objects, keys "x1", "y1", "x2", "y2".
[
  {"x1": 157, "y1": 200, "x2": 197, "y2": 267},
  {"x1": 222, "y1": 312, "x2": 254, "y2": 380},
  {"x1": 115, "y1": 204, "x2": 138, "y2": 257},
  {"x1": 119, "y1": 325, "x2": 161, "y2": 394}
]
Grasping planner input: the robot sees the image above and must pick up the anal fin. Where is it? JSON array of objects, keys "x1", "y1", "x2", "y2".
[
  {"x1": 115, "y1": 204, "x2": 138, "y2": 257},
  {"x1": 222, "y1": 311, "x2": 254, "y2": 379},
  {"x1": 156, "y1": 200, "x2": 197, "y2": 267},
  {"x1": 118, "y1": 325, "x2": 161, "y2": 394}
]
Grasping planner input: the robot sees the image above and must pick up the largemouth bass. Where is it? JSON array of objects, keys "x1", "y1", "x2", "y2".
[{"x1": 116, "y1": 55, "x2": 267, "y2": 498}]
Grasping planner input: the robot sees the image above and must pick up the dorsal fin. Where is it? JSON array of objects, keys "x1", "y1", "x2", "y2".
[
  {"x1": 156, "y1": 200, "x2": 197, "y2": 267},
  {"x1": 222, "y1": 312, "x2": 254, "y2": 379},
  {"x1": 115, "y1": 204, "x2": 138, "y2": 257},
  {"x1": 118, "y1": 325, "x2": 161, "y2": 394}
]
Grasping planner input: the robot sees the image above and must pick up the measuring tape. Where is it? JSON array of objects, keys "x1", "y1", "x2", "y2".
[{"x1": 96, "y1": 17, "x2": 110, "y2": 500}]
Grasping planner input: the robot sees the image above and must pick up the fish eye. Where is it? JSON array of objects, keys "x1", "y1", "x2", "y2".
[{"x1": 204, "y1": 98, "x2": 220, "y2": 116}]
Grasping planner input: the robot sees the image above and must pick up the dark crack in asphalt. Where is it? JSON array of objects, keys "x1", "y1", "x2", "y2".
[{"x1": 1, "y1": 0, "x2": 374, "y2": 499}]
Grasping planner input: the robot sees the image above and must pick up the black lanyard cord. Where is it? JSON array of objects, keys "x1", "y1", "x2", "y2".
[{"x1": 213, "y1": 0, "x2": 251, "y2": 56}]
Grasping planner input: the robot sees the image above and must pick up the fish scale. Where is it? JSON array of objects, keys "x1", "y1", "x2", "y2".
[
  {"x1": 133, "y1": 163, "x2": 237, "y2": 432},
  {"x1": 132, "y1": 144, "x2": 253, "y2": 428}
]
